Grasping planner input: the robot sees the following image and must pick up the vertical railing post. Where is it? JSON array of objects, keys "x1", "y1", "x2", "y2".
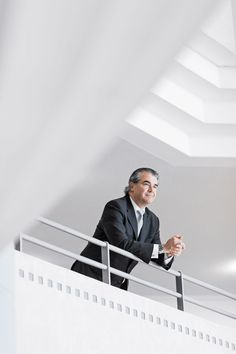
[
  {"x1": 14, "y1": 234, "x2": 22, "y2": 251},
  {"x1": 19, "y1": 233, "x2": 23, "y2": 252},
  {"x1": 176, "y1": 271, "x2": 185, "y2": 311},
  {"x1": 101, "y1": 242, "x2": 111, "y2": 285}
]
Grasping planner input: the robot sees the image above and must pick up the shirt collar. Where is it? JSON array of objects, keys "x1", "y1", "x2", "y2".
[{"x1": 129, "y1": 196, "x2": 145, "y2": 216}]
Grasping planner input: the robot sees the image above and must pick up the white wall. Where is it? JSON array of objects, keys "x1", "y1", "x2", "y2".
[
  {"x1": 15, "y1": 251, "x2": 236, "y2": 354},
  {"x1": 0, "y1": 244, "x2": 16, "y2": 354}
]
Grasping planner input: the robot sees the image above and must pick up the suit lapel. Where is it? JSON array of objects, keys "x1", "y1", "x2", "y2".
[{"x1": 126, "y1": 196, "x2": 138, "y2": 238}]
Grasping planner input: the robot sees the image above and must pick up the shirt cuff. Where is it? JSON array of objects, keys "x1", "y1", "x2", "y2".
[
  {"x1": 151, "y1": 244, "x2": 159, "y2": 258},
  {"x1": 164, "y1": 254, "x2": 173, "y2": 264},
  {"x1": 151, "y1": 244, "x2": 173, "y2": 264}
]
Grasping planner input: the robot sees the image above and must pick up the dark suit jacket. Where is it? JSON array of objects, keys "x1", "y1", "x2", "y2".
[{"x1": 71, "y1": 195, "x2": 173, "y2": 288}]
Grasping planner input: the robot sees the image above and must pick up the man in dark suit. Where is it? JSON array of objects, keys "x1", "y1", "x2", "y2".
[{"x1": 71, "y1": 167, "x2": 185, "y2": 289}]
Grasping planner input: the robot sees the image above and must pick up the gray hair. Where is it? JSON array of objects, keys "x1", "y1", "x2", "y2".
[{"x1": 124, "y1": 168, "x2": 159, "y2": 195}]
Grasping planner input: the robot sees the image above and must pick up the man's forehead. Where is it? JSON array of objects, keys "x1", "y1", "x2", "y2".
[{"x1": 139, "y1": 172, "x2": 158, "y2": 183}]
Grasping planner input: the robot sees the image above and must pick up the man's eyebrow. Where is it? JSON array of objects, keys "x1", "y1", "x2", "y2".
[{"x1": 143, "y1": 180, "x2": 158, "y2": 187}]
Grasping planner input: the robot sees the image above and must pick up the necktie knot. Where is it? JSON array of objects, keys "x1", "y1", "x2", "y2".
[{"x1": 137, "y1": 210, "x2": 143, "y2": 221}]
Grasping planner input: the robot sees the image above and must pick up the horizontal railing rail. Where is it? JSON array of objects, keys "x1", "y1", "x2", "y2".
[
  {"x1": 20, "y1": 233, "x2": 107, "y2": 271},
  {"x1": 19, "y1": 233, "x2": 180, "y2": 299},
  {"x1": 37, "y1": 216, "x2": 180, "y2": 277},
  {"x1": 18, "y1": 216, "x2": 236, "y2": 320},
  {"x1": 184, "y1": 296, "x2": 236, "y2": 319},
  {"x1": 183, "y1": 274, "x2": 236, "y2": 301}
]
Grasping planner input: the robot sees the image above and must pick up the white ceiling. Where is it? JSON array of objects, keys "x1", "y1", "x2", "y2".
[{"x1": 123, "y1": 0, "x2": 236, "y2": 166}]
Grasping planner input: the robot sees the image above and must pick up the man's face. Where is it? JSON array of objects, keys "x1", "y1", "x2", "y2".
[{"x1": 129, "y1": 171, "x2": 158, "y2": 208}]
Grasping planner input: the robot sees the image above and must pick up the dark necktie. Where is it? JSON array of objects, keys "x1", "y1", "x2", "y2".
[{"x1": 137, "y1": 210, "x2": 144, "y2": 237}]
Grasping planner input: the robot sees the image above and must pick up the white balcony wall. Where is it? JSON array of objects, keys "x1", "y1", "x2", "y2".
[{"x1": 15, "y1": 251, "x2": 236, "y2": 354}]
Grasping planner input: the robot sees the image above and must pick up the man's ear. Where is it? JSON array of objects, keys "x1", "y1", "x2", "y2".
[{"x1": 129, "y1": 182, "x2": 134, "y2": 192}]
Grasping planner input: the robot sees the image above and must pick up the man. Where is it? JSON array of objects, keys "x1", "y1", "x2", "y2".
[{"x1": 71, "y1": 167, "x2": 185, "y2": 289}]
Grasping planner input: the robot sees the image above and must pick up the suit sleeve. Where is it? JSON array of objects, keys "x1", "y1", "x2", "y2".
[
  {"x1": 151, "y1": 220, "x2": 174, "y2": 270},
  {"x1": 101, "y1": 201, "x2": 153, "y2": 263}
]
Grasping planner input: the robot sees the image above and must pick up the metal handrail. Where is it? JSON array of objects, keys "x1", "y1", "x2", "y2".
[
  {"x1": 20, "y1": 233, "x2": 107, "y2": 271},
  {"x1": 183, "y1": 274, "x2": 236, "y2": 301},
  {"x1": 19, "y1": 233, "x2": 179, "y2": 299},
  {"x1": 18, "y1": 216, "x2": 236, "y2": 320},
  {"x1": 184, "y1": 296, "x2": 236, "y2": 320},
  {"x1": 110, "y1": 266, "x2": 182, "y2": 298},
  {"x1": 38, "y1": 216, "x2": 180, "y2": 277},
  {"x1": 38, "y1": 216, "x2": 106, "y2": 248}
]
